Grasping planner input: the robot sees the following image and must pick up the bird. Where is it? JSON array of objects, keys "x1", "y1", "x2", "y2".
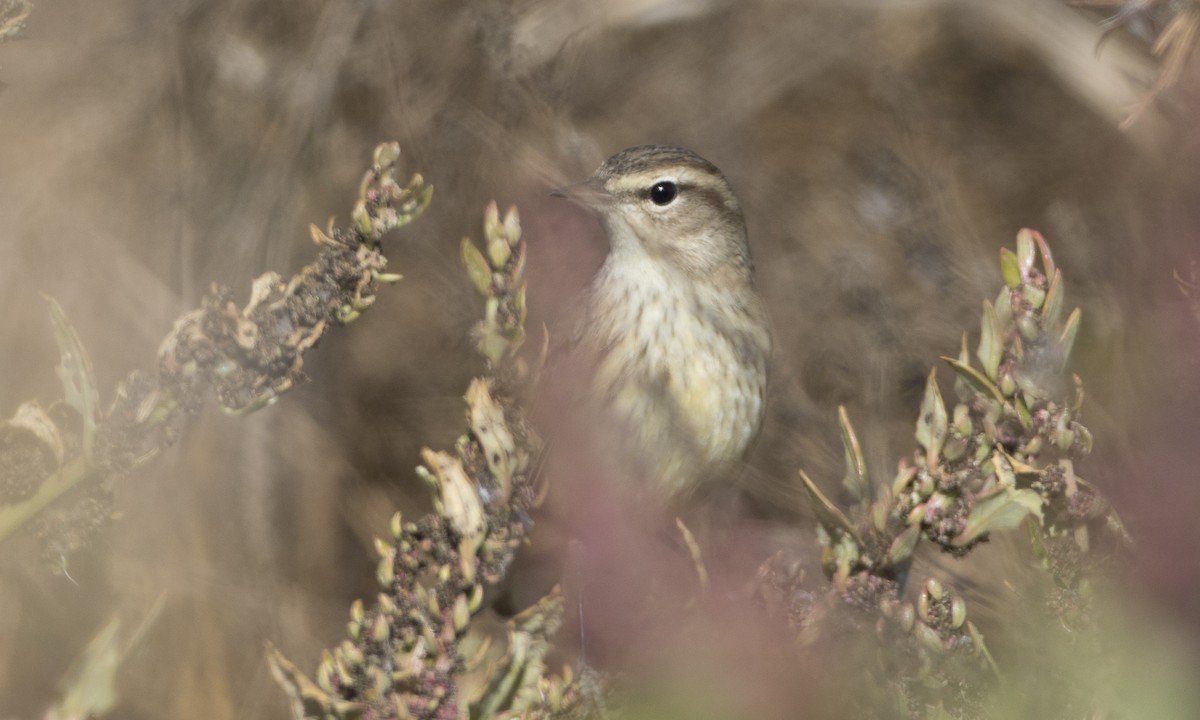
[{"x1": 551, "y1": 144, "x2": 772, "y2": 506}]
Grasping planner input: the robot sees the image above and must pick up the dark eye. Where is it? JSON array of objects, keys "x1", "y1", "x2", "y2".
[{"x1": 649, "y1": 181, "x2": 678, "y2": 206}]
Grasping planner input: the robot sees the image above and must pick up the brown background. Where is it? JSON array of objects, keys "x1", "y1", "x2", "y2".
[{"x1": 1, "y1": 0, "x2": 1198, "y2": 717}]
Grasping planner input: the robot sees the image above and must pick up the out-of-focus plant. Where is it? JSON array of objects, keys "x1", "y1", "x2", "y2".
[
  {"x1": 775, "y1": 229, "x2": 1130, "y2": 717},
  {"x1": 1071, "y1": 0, "x2": 1200, "y2": 128},
  {"x1": 0, "y1": 135, "x2": 1160, "y2": 719},
  {"x1": 0, "y1": 142, "x2": 431, "y2": 563},
  {"x1": 0, "y1": 0, "x2": 31, "y2": 44},
  {"x1": 269, "y1": 203, "x2": 577, "y2": 720},
  {"x1": 44, "y1": 595, "x2": 165, "y2": 720},
  {"x1": 1, "y1": 139, "x2": 578, "y2": 718}
]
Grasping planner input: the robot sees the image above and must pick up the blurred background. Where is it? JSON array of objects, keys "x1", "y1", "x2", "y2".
[{"x1": 0, "y1": 0, "x2": 1198, "y2": 717}]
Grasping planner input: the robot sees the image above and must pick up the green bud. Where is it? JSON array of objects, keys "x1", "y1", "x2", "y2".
[
  {"x1": 914, "y1": 621, "x2": 945, "y2": 653},
  {"x1": 999, "y1": 370, "x2": 1017, "y2": 398},
  {"x1": 373, "y1": 141, "x2": 401, "y2": 168},
  {"x1": 372, "y1": 614, "x2": 391, "y2": 644},
  {"x1": 376, "y1": 555, "x2": 395, "y2": 589},
  {"x1": 341, "y1": 640, "x2": 364, "y2": 668},
  {"x1": 1022, "y1": 283, "x2": 1046, "y2": 310},
  {"x1": 925, "y1": 577, "x2": 944, "y2": 602},
  {"x1": 952, "y1": 405, "x2": 973, "y2": 438},
  {"x1": 453, "y1": 594, "x2": 471, "y2": 632},
  {"x1": 943, "y1": 436, "x2": 967, "y2": 462},
  {"x1": 1018, "y1": 314, "x2": 1040, "y2": 341},
  {"x1": 317, "y1": 652, "x2": 335, "y2": 693},
  {"x1": 950, "y1": 596, "x2": 967, "y2": 629}
]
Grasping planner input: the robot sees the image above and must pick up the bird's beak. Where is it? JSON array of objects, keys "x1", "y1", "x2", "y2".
[{"x1": 549, "y1": 177, "x2": 609, "y2": 210}]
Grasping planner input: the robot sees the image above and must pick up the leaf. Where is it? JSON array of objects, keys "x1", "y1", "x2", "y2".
[
  {"x1": 915, "y1": 370, "x2": 947, "y2": 467},
  {"x1": 1032, "y1": 228, "x2": 1056, "y2": 278},
  {"x1": 977, "y1": 299, "x2": 1004, "y2": 381},
  {"x1": 473, "y1": 590, "x2": 564, "y2": 718},
  {"x1": 884, "y1": 525, "x2": 922, "y2": 567},
  {"x1": 372, "y1": 141, "x2": 400, "y2": 168},
  {"x1": 992, "y1": 451, "x2": 1015, "y2": 488},
  {"x1": 467, "y1": 379, "x2": 517, "y2": 503},
  {"x1": 44, "y1": 296, "x2": 99, "y2": 461},
  {"x1": 1015, "y1": 228, "x2": 1036, "y2": 280},
  {"x1": 461, "y1": 237, "x2": 493, "y2": 296},
  {"x1": 269, "y1": 644, "x2": 351, "y2": 720},
  {"x1": 1059, "y1": 307, "x2": 1082, "y2": 368},
  {"x1": 799, "y1": 470, "x2": 862, "y2": 546},
  {"x1": 891, "y1": 461, "x2": 917, "y2": 497},
  {"x1": 828, "y1": 531, "x2": 861, "y2": 592},
  {"x1": 996, "y1": 448, "x2": 1042, "y2": 479},
  {"x1": 1042, "y1": 268, "x2": 1064, "y2": 326},
  {"x1": 999, "y1": 247, "x2": 1021, "y2": 288},
  {"x1": 1021, "y1": 282, "x2": 1046, "y2": 311},
  {"x1": 952, "y1": 487, "x2": 1044, "y2": 547},
  {"x1": 838, "y1": 406, "x2": 869, "y2": 502},
  {"x1": 994, "y1": 286, "x2": 1013, "y2": 328},
  {"x1": 1013, "y1": 396, "x2": 1033, "y2": 433},
  {"x1": 940, "y1": 356, "x2": 1004, "y2": 403},
  {"x1": 56, "y1": 596, "x2": 165, "y2": 720}
]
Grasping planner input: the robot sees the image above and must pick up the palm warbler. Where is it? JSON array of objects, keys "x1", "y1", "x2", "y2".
[{"x1": 554, "y1": 145, "x2": 772, "y2": 504}]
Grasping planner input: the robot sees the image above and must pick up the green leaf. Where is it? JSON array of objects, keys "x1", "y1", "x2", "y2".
[
  {"x1": 870, "y1": 493, "x2": 890, "y2": 533},
  {"x1": 977, "y1": 300, "x2": 1004, "y2": 381},
  {"x1": 838, "y1": 406, "x2": 869, "y2": 502},
  {"x1": 996, "y1": 448, "x2": 1042, "y2": 479},
  {"x1": 1021, "y1": 282, "x2": 1046, "y2": 311},
  {"x1": 461, "y1": 237, "x2": 493, "y2": 296},
  {"x1": 992, "y1": 451, "x2": 1015, "y2": 488},
  {"x1": 891, "y1": 462, "x2": 917, "y2": 497},
  {"x1": 940, "y1": 356, "x2": 1004, "y2": 403},
  {"x1": 372, "y1": 141, "x2": 400, "y2": 168},
  {"x1": 56, "y1": 598, "x2": 165, "y2": 720},
  {"x1": 966, "y1": 620, "x2": 1004, "y2": 679},
  {"x1": 44, "y1": 296, "x2": 99, "y2": 461},
  {"x1": 994, "y1": 286, "x2": 1013, "y2": 328},
  {"x1": 999, "y1": 247, "x2": 1021, "y2": 288},
  {"x1": 1016, "y1": 228, "x2": 1036, "y2": 280},
  {"x1": 799, "y1": 470, "x2": 862, "y2": 546},
  {"x1": 1059, "y1": 307, "x2": 1082, "y2": 368},
  {"x1": 1014, "y1": 396, "x2": 1033, "y2": 432},
  {"x1": 952, "y1": 487, "x2": 1044, "y2": 547},
  {"x1": 1042, "y1": 268, "x2": 1064, "y2": 326},
  {"x1": 1033, "y1": 228, "x2": 1056, "y2": 278},
  {"x1": 884, "y1": 524, "x2": 922, "y2": 567},
  {"x1": 915, "y1": 370, "x2": 948, "y2": 467}
]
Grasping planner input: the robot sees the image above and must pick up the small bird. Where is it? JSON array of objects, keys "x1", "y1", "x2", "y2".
[{"x1": 553, "y1": 145, "x2": 772, "y2": 505}]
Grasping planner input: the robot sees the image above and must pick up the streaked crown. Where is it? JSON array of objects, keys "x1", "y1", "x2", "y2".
[{"x1": 586, "y1": 145, "x2": 751, "y2": 279}]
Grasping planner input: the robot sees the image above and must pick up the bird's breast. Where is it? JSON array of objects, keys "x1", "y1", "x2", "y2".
[{"x1": 581, "y1": 254, "x2": 769, "y2": 497}]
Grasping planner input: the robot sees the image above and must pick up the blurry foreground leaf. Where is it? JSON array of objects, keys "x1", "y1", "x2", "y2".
[
  {"x1": 49, "y1": 596, "x2": 165, "y2": 720},
  {"x1": 952, "y1": 486, "x2": 1044, "y2": 548},
  {"x1": 0, "y1": 0, "x2": 31, "y2": 43}
]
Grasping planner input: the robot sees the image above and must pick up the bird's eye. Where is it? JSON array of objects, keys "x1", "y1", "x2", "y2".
[{"x1": 648, "y1": 181, "x2": 678, "y2": 206}]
